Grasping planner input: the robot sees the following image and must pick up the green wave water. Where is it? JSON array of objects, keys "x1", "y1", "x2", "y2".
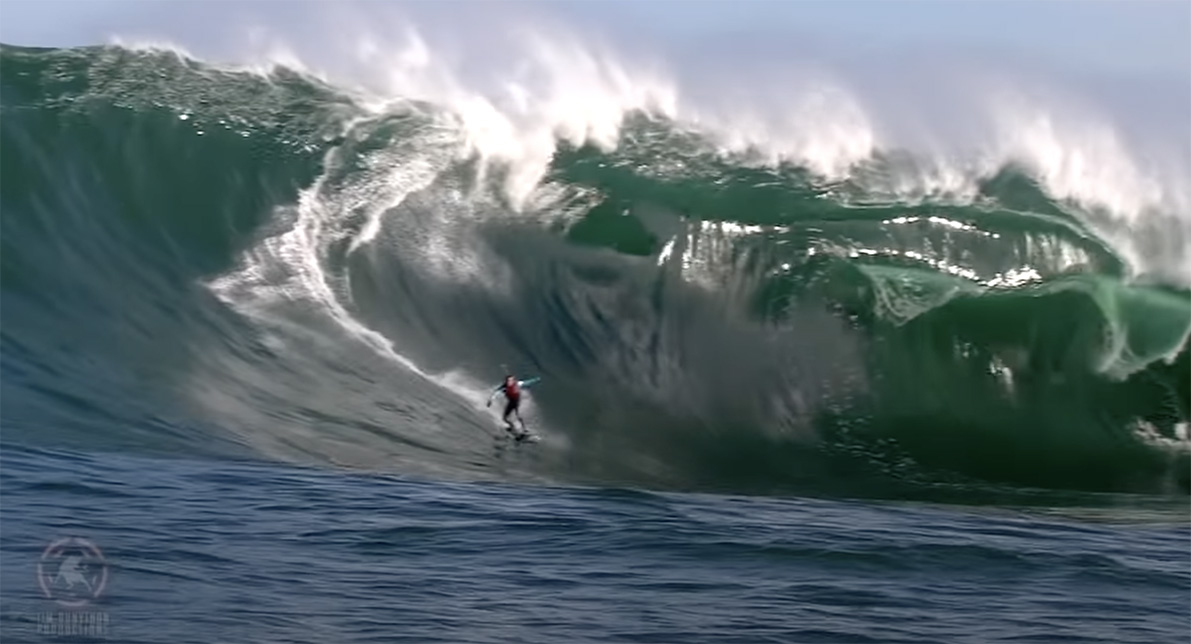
[{"x1": 2, "y1": 43, "x2": 1188, "y2": 499}]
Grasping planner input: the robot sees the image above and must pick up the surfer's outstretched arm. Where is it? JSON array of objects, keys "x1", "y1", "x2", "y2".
[
  {"x1": 519, "y1": 377, "x2": 541, "y2": 389},
  {"x1": 485, "y1": 386, "x2": 502, "y2": 407}
]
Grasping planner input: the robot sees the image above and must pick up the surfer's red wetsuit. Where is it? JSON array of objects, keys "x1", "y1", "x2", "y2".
[{"x1": 503, "y1": 379, "x2": 521, "y2": 403}]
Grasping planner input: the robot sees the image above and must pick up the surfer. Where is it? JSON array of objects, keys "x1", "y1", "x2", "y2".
[{"x1": 486, "y1": 374, "x2": 539, "y2": 439}]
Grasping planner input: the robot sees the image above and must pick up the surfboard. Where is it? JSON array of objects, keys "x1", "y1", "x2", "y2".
[{"x1": 500, "y1": 424, "x2": 540, "y2": 443}]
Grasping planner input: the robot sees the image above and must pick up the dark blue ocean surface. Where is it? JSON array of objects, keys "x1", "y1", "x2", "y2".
[{"x1": 1, "y1": 445, "x2": 1187, "y2": 644}]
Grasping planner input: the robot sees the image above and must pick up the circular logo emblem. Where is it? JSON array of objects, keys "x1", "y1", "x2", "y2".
[{"x1": 37, "y1": 537, "x2": 109, "y2": 608}]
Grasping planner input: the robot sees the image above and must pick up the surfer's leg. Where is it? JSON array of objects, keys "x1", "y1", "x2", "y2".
[{"x1": 503, "y1": 400, "x2": 517, "y2": 431}]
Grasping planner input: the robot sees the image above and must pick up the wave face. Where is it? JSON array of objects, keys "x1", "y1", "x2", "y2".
[{"x1": 2, "y1": 42, "x2": 1188, "y2": 499}]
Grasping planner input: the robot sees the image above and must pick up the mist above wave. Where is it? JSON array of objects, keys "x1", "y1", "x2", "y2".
[{"x1": 98, "y1": 0, "x2": 1188, "y2": 285}]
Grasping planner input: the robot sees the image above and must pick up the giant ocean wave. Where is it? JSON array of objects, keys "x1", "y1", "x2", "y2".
[{"x1": 2, "y1": 35, "x2": 1188, "y2": 499}]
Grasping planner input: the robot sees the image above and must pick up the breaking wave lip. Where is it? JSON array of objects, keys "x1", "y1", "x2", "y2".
[{"x1": 103, "y1": 2, "x2": 1189, "y2": 285}]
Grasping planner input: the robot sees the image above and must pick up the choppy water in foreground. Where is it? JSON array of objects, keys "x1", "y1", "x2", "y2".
[{"x1": 2, "y1": 445, "x2": 1187, "y2": 643}]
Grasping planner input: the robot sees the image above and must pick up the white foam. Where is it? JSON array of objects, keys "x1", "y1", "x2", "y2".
[
  {"x1": 679, "y1": 77, "x2": 877, "y2": 180},
  {"x1": 1131, "y1": 420, "x2": 1191, "y2": 454},
  {"x1": 281, "y1": 21, "x2": 682, "y2": 210},
  {"x1": 975, "y1": 82, "x2": 1190, "y2": 282},
  {"x1": 204, "y1": 109, "x2": 502, "y2": 406},
  {"x1": 107, "y1": 36, "x2": 197, "y2": 61}
]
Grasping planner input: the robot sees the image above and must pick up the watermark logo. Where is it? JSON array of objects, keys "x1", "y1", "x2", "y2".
[
  {"x1": 37, "y1": 537, "x2": 109, "y2": 608},
  {"x1": 0, "y1": 537, "x2": 112, "y2": 640}
]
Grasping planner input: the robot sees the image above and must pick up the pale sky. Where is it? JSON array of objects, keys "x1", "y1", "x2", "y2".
[{"x1": 1, "y1": 0, "x2": 1188, "y2": 81}]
